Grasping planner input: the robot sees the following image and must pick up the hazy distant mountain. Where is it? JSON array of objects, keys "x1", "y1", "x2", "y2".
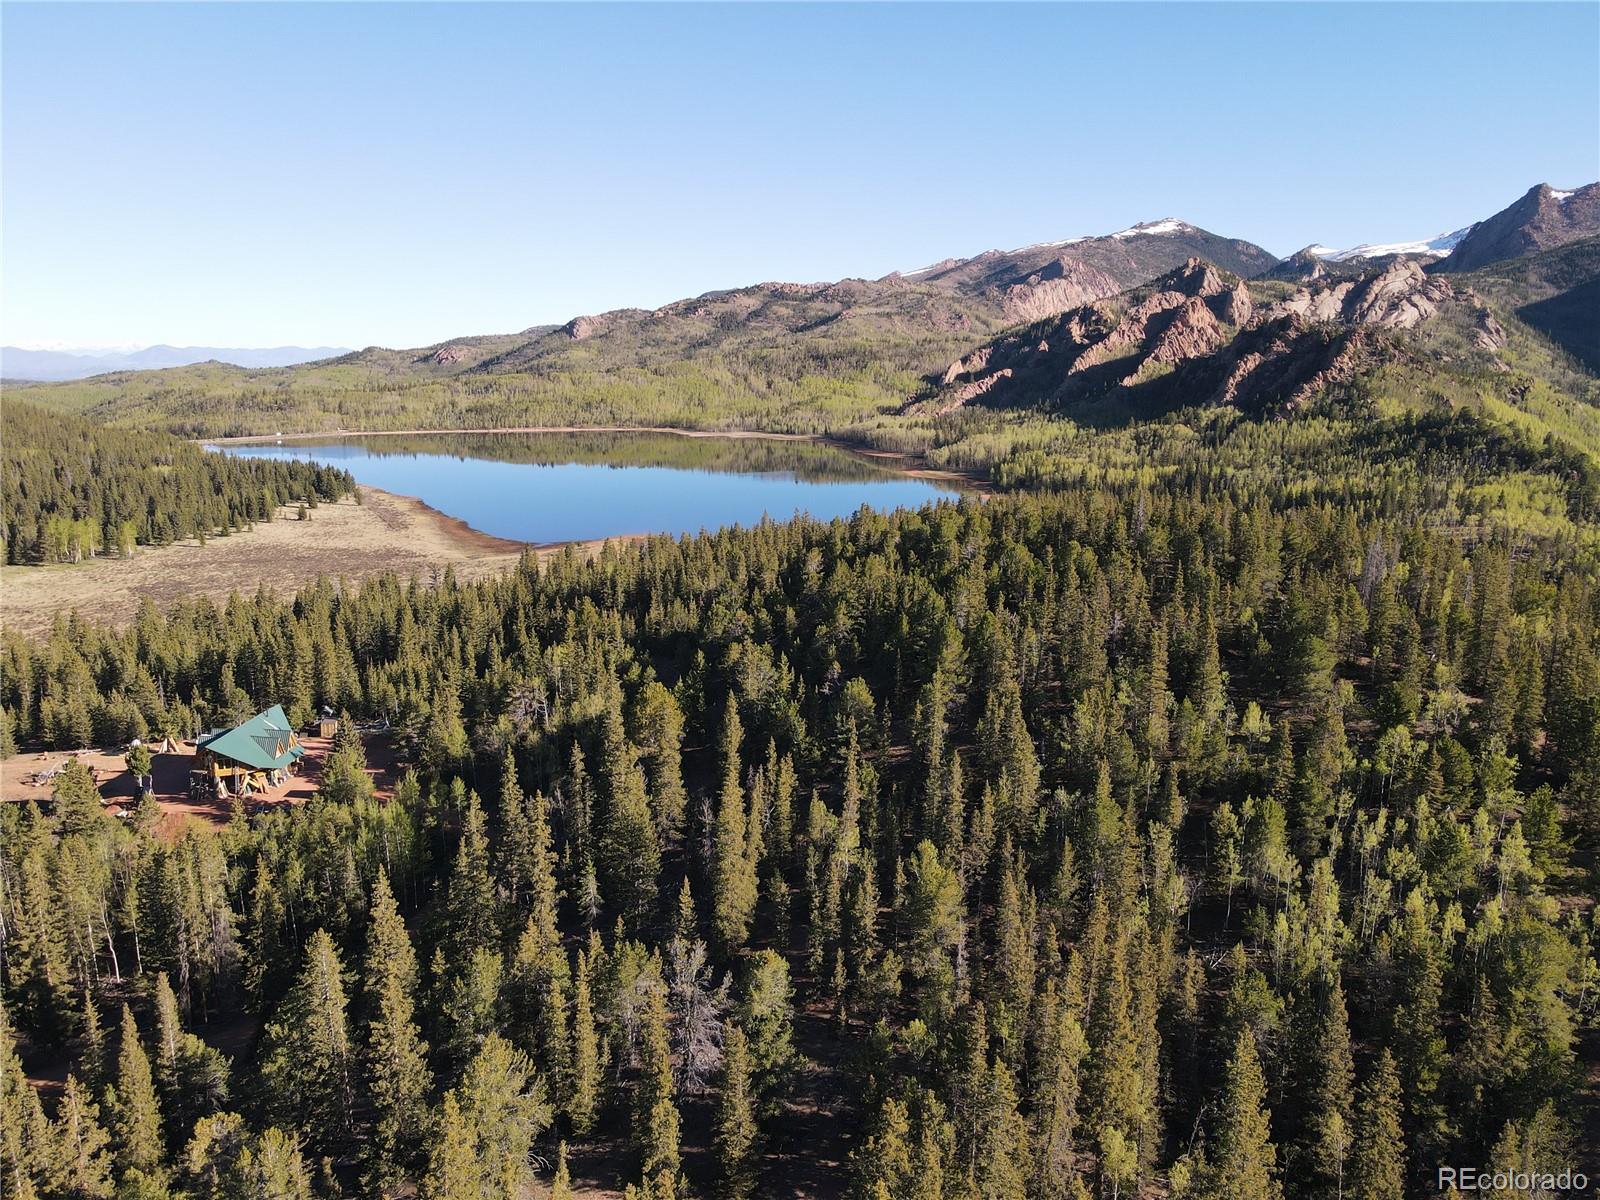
[
  {"x1": 1, "y1": 344, "x2": 349, "y2": 382},
  {"x1": 1435, "y1": 182, "x2": 1599, "y2": 273},
  {"x1": 887, "y1": 218, "x2": 1279, "y2": 321}
]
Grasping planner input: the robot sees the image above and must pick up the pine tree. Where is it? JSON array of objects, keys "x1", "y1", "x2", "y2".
[
  {"x1": 637, "y1": 975, "x2": 681, "y2": 1187},
  {"x1": 421, "y1": 1093, "x2": 484, "y2": 1200},
  {"x1": 712, "y1": 695, "x2": 758, "y2": 955},
  {"x1": 362, "y1": 872, "x2": 432, "y2": 1193},
  {"x1": 634, "y1": 681, "x2": 688, "y2": 842},
  {"x1": 1030, "y1": 993, "x2": 1087, "y2": 1199},
  {"x1": 598, "y1": 700, "x2": 661, "y2": 931},
  {"x1": 250, "y1": 1128, "x2": 315, "y2": 1200},
  {"x1": 976, "y1": 1059, "x2": 1031, "y2": 1200},
  {"x1": 108, "y1": 1003, "x2": 165, "y2": 1179},
  {"x1": 550, "y1": 1141, "x2": 574, "y2": 1200},
  {"x1": 54, "y1": 1073, "x2": 114, "y2": 1198},
  {"x1": 258, "y1": 929, "x2": 352, "y2": 1145},
  {"x1": 445, "y1": 793, "x2": 502, "y2": 957},
  {"x1": 715, "y1": 1022, "x2": 759, "y2": 1200},
  {"x1": 77, "y1": 987, "x2": 108, "y2": 1093},
  {"x1": 851, "y1": 1096, "x2": 913, "y2": 1200},
  {"x1": 738, "y1": 950, "x2": 795, "y2": 1107},
  {"x1": 1207, "y1": 1030, "x2": 1281, "y2": 1200},
  {"x1": 2, "y1": 996, "x2": 55, "y2": 1200},
  {"x1": 1349, "y1": 1050, "x2": 1404, "y2": 1200},
  {"x1": 568, "y1": 949, "x2": 601, "y2": 1136},
  {"x1": 1305, "y1": 978, "x2": 1355, "y2": 1199}
]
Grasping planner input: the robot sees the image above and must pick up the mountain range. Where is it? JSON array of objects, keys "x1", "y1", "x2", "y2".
[
  {"x1": 9, "y1": 181, "x2": 1598, "y2": 461},
  {"x1": 0, "y1": 343, "x2": 349, "y2": 382}
]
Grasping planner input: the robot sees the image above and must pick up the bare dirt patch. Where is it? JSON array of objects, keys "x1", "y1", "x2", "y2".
[
  {"x1": 0, "y1": 487, "x2": 527, "y2": 635},
  {"x1": 1, "y1": 727, "x2": 401, "y2": 836}
]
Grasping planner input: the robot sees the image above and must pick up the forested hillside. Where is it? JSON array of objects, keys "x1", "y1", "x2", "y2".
[
  {"x1": 1, "y1": 401, "x2": 354, "y2": 565},
  {"x1": 4, "y1": 487, "x2": 1597, "y2": 1199}
]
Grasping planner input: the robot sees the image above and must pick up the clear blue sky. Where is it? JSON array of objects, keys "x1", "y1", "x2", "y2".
[{"x1": 4, "y1": 2, "x2": 1596, "y2": 350}]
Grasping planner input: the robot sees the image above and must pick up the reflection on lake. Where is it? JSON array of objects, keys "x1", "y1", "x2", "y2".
[{"x1": 215, "y1": 431, "x2": 966, "y2": 544}]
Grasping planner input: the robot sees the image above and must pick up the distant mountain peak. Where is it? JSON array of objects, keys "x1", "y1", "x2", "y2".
[
  {"x1": 1109, "y1": 218, "x2": 1196, "y2": 239},
  {"x1": 0, "y1": 343, "x2": 350, "y2": 382},
  {"x1": 1439, "y1": 181, "x2": 1599, "y2": 272}
]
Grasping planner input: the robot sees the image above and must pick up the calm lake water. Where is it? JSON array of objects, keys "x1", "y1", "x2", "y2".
[{"x1": 216, "y1": 431, "x2": 965, "y2": 544}]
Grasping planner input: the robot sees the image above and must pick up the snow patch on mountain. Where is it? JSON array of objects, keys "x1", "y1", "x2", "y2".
[
  {"x1": 1309, "y1": 227, "x2": 1472, "y2": 262},
  {"x1": 1110, "y1": 218, "x2": 1193, "y2": 239}
]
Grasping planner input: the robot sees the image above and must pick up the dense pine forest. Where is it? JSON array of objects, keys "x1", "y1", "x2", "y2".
[
  {"x1": 1, "y1": 401, "x2": 354, "y2": 565},
  {"x1": 4, "y1": 487, "x2": 1597, "y2": 1199}
]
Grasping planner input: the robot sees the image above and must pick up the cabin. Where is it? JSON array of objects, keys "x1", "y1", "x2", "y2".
[{"x1": 191, "y1": 704, "x2": 305, "y2": 799}]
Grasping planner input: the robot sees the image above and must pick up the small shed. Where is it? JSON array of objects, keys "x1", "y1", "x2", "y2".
[{"x1": 318, "y1": 716, "x2": 340, "y2": 739}]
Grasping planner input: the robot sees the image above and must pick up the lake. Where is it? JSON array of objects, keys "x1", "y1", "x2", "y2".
[{"x1": 215, "y1": 431, "x2": 967, "y2": 544}]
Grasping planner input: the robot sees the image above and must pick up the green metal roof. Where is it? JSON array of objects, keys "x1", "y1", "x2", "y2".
[{"x1": 197, "y1": 705, "x2": 305, "y2": 770}]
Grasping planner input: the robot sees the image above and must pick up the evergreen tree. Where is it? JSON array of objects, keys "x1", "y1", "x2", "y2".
[
  {"x1": 567, "y1": 949, "x2": 601, "y2": 1136},
  {"x1": 54, "y1": 1073, "x2": 114, "y2": 1198},
  {"x1": 637, "y1": 976, "x2": 681, "y2": 1189},
  {"x1": 712, "y1": 695, "x2": 758, "y2": 955},
  {"x1": 550, "y1": 1141, "x2": 574, "y2": 1200},
  {"x1": 1350, "y1": 1051, "x2": 1405, "y2": 1200},
  {"x1": 445, "y1": 793, "x2": 502, "y2": 957},
  {"x1": 1304, "y1": 978, "x2": 1355, "y2": 1199},
  {"x1": 1207, "y1": 1030, "x2": 1281, "y2": 1200},
  {"x1": 597, "y1": 701, "x2": 661, "y2": 931},
  {"x1": 107, "y1": 1004, "x2": 165, "y2": 1179},
  {"x1": 257, "y1": 930, "x2": 352, "y2": 1145},
  {"x1": 714, "y1": 1022, "x2": 758, "y2": 1200},
  {"x1": 362, "y1": 873, "x2": 432, "y2": 1193}
]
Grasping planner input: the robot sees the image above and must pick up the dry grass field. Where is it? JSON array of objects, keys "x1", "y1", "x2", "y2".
[{"x1": 0, "y1": 486, "x2": 529, "y2": 634}]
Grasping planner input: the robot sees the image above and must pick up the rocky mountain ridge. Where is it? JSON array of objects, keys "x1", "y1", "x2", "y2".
[
  {"x1": 914, "y1": 256, "x2": 1503, "y2": 419},
  {"x1": 1440, "y1": 182, "x2": 1600, "y2": 272},
  {"x1": 888, "y1": 218, "x2": 1278, "y2": 321}
]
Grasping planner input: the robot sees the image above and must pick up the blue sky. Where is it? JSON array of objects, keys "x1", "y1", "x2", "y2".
[{"x1": 4, "y1": 2, "x2": 1596, "y2": 350}]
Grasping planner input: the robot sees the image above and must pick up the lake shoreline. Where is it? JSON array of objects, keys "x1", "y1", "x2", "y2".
[
  {"x1": 204, "y1": 423, "x2": 996, "y2": 493},
  {"x1": 5, "y1": 429, "x2": 983, "y2": 632}
]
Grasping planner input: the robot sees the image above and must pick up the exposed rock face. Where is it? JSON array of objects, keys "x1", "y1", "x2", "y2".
[
  {"x1": 429, "y1": 344, "x2": 468, "y2": 366},
  {"x1": 1146, "y1": 296, "x2": 1225, "y2": 365},
  {"x1": 914, "y1": 248, "x2": 1507, "y2": 420},
  {"x1": 1208, "y1": 320, "x2": 1370, "y2": 412},
  {"x1": 1273, "y1": 260, "x2": 1453, "y2": 329},
  {"x1": 921, "y1": 258, "x2": 1262, "y2": 414},
  {"x1": 1474, "y1": 308, "x2": 1508, "y2": 353},
  {"x1": 1440, "y1": 181, "x2": 1600, "y2": 272},
  {"x1": 994, "y1": 258, "x2": 1125, "y2": 321},
  {"x1": 1217, "y1": 281, "x2": 1255, "y2": 327},
  {"x1": 564, "y1": 315, "x2": 609, "y2": 340}
]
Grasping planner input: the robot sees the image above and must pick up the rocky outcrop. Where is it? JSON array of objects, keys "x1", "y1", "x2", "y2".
[
  {"x1": 920, "y1": 258, "x2": 1263, "y2": 413},
  {"x1": 993, "y1": 258, "x2": 1124, "y2": 321},
  {"x1": 1208, "y1": 319, "x2": 1370, "y2": 412},
  {"x1": 916, "y1": 252, "x2": 1478, "y2": 420},
  {"x1": 428, "y1": 344, "x2": 468, "y2": 366},
  {"x1": 1273, "y1": 260, "x2": 1453, "y2": 330},
  {"x1": 1146, "y1": 296, "x2": 1226, "y2": 365},
  {"x1": 564, "y1": 314, "x2": 610, "y2": 340}
]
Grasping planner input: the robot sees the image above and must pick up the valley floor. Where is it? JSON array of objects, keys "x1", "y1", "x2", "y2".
[{"x1": 0, "y1": 486, "x2": 529, "y2": 634}]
